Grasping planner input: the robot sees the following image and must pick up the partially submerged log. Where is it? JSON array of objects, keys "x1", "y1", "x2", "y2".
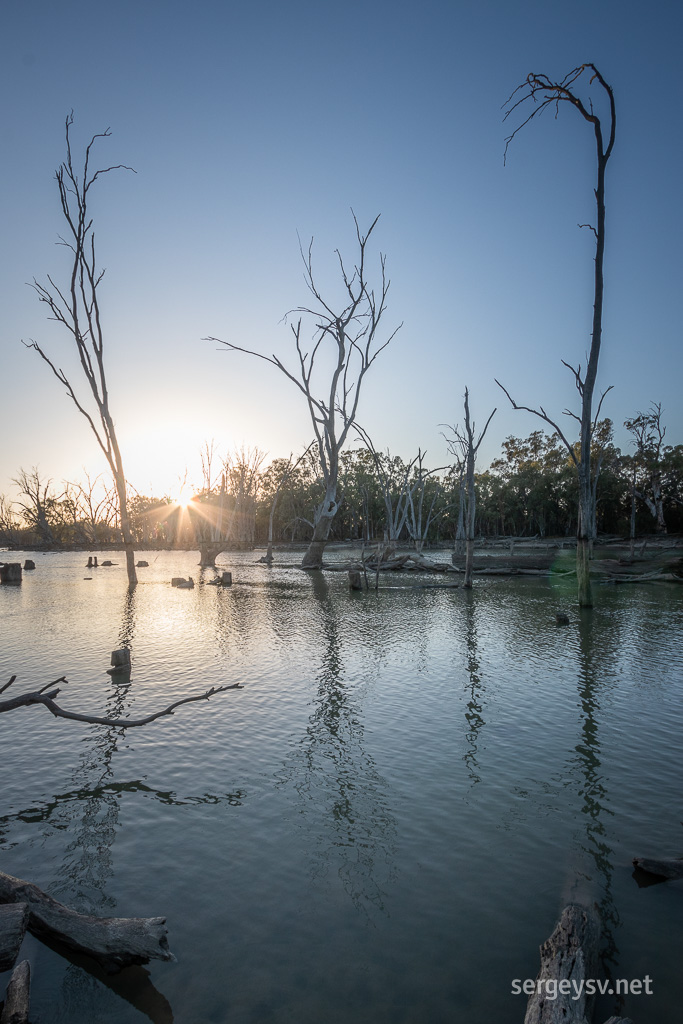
[
  {"x1": 1, "y1": 959, "x2": 30, "y2": 1024},
  {"x1": 632, "y1": 855, "x2": 683, "y2": 880},
  {"x1": 348, "y1": 570, "x2": 363, "y2": 590},
  {"x1": 0, "y1": 869, "x2": 175, "y2": 973},
  {"x1": 524, "y1": 904, "x2": 598, "y2": 1024},
  {"x1": 0, "y1": 904, "x2": 28, "y2": 972}
]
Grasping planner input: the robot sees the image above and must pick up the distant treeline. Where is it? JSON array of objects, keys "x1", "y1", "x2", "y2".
[{"x1": 2, "y1": 422, "x2": 682, "y2": 550}]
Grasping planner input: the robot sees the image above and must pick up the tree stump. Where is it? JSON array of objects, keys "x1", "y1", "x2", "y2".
[
  {"x1": 0, "y1": 564, "x2": 22, "y2": 584},
  {"x1": 221, "y1": 572, "x2": 232, "y2": 586},
  {"x1": 348, "y1": 570, "x2": 363, "y2": 590},
  {"x1": 110, "y1": 649, "x2": 131, "y2": 669},
  {"x1": 23, "y1": 560, "x2": 35, "y2": 571}
]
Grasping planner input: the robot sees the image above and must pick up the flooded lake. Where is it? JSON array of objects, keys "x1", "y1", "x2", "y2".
[{"x1": 1, "y1": 549, "x2": 682, "y2": 1023}]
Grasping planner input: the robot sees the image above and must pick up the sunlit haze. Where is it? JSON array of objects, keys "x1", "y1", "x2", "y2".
[{"x1": 1, "y1": 0, "x2": 682, "y2": 501}]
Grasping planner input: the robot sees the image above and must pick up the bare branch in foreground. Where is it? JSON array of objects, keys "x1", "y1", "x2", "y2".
[{"x1": 0, "y1": 676, "x2": 241, "y2": 727}]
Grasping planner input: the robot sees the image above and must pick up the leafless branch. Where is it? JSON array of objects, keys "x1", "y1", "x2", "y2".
[{"x1": 0, "y1": 675, "x2": 241, "y2": 727}]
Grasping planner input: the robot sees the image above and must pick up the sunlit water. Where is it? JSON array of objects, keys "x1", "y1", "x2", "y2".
[{"x1": 1, "y1": 549, "x2": 682, "y2": 1023}]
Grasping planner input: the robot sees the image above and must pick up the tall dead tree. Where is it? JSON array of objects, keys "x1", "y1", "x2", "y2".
[
  {"x1": 208, "y1": 213, "x2": 401, "y2": 568},
  {"x1": 496, "y1": 64, "x2": 616, "y2": 607},
  {"x1": 443, "y1": 389, "x2": 496, "y2": 587},
  {"x1": 26, "y1": 114, "x2": 138, "y2": 588}
]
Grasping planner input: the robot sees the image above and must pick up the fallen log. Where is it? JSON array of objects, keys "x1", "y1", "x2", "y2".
[
  {"x1": 524, "y1": 904, "x2": 598, "y2": 1024},
  {"x1": 0, "y1": 869, "x2": 175, "y2": 973},
  {"x1": 632, "y1": 856, "x2": 683, "y2": 880},
  {"x1": 0, "y1": 904, "x2": 28, "y2": 972},
  {"x1": 1, "y1": 959, "x2": 30, "y2": 1024}
]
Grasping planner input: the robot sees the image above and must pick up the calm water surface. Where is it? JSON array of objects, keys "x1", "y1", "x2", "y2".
[{"x1": 1, "y1": 549, "x2": 682, "y2": 1023}]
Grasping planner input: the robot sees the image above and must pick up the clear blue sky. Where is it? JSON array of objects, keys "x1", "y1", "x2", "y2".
[{"x1": 1, "y1": 0, "x2": 681, "y2": 501}]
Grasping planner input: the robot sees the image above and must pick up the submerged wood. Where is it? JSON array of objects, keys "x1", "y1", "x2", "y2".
[
  {"x1": 0, "y1": 904, "x2": 28, "y2": 972},
  {"x1": 632, "y1": 856, "x2": 683, "y2": 880},
  {"x1": 0, "y1": 675, "x2": 240, "y2": 727},
  {"x1": 0, "y1": 869, "x2": 175, "y2": 973},
  {"x1": 524, "y1": 904, "x2": 598, "y2": 1024},
  {"x1": 1, "y1": 959, "x2": 30, "y2": 1024}
]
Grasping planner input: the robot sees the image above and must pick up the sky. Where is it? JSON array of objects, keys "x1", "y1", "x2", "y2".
[{"x1": 1, "y1": 0, "x2": 681, "y2": 503}]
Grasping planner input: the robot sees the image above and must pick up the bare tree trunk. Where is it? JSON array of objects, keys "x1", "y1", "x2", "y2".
[
  {"x1": 113, "y1": 469, "x2": 137, "y2": 589},
  {"x1": 302, "y1": 483, "x2": 337, "y2": 568},
  {"x1": 499, "y1": 65, "x2": 615, "y2": 610}
]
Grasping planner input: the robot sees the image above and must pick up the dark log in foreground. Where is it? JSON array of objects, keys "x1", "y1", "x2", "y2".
[
  {"x1": 0, "y1": 904, "x2": 28, "y2": 972},
  {"x1": 0, "y1": 869, "x2": 175, "y2": 973},
  {"x1": 632, "y1": 856, "x2": 683, "y2": 880},
  {"x1": 524, "y1": 904, "x2": 598, "y2": 1024},
  {"x1": 0, "y1": 675, "x2": 241, "y2": 727},
  {"x1": 1, "y1": 959, "x2": 30, "y2": 1024}
]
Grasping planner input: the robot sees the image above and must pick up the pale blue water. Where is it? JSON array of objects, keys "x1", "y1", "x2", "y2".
[{"x1": 1, "y1": 549, "x2": 682, "y2": 1023}]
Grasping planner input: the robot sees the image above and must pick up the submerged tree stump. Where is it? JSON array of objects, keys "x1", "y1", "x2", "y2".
[
  {"x1": 0, "y1": 904, "x2": 28, "y2": 972},
  {"x1": 0, "y1": 564, "x2": 22, "y2": 584},
  {"x1": 0, "y1": 869, "x2": 175, "y2": 973},
  {"x1": 1, "y1": 958, "x2": 30, "y2": 1024},
  {"x1": 348, "y1": 570, "x2": 363, "y2": 590}
]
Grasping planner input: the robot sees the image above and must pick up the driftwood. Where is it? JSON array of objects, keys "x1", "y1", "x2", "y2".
[
  {"x1": 632, "y1": 856, "x2": 683, "y2": 880},
  {"x1": 0, "y1": 904, "x2": 28, "y2": 972},
  {"x1": 1, "y1": 959, "x2": 30, "y2": 1024},
  {"x1": 524, "y1": 904, "x2": 598, "y2": 1024},
  {"x1": 0, "y1": 675, "x2": 241, "y2": 727},
  {"x1": 0, "y1": 869, "x2": 175, "y2": 973}
]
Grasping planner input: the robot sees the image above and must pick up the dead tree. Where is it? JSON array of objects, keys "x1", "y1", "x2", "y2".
[
  {"x1": 353, "y1": 423, "x2": 417, "y2": 556},
  {"x1": 405, "y1": 449, "x2": 451, "y2": 554},
  {"x1": 208, "y1": 213, "x2": 401, "y2": 568},
  {"x1": 443, "y1": 389, "x2": 496, "y2": 587},
  {"x1": 11, "y1": 468, "x2": 61, "y2": 546},
  {"x1": 625, "y1": 402, "x2": 667, "y2": 532},
  {"x1": 25, "y1": 114, "x2": 138, "y2": 589},
  {"x1": 497, "y1": 64, "x2": 616, "y2": 608}
]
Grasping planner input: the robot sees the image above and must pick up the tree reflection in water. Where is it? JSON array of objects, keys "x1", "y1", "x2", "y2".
[
  {"x1": 278, "y1": 572, "x2": 397, "y2": 919},
  {"x1": 461, "y1": 591, "x2": 486, "y2": 789},
  {"x1": 564, "y1": 611, "x2": 622, "y2": 1015}
]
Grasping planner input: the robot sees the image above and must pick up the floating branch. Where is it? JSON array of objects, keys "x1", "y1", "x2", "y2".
[{"x1": 0, "y1": 676, "x2": 242, "y2": 727}]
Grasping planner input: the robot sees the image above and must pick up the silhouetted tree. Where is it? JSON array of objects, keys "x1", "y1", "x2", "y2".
[
  {"x1": 497, "y1": 64, "x2": 616, "y2": 607},
  {"x1": 209, "y1": 213, "x2": 401, "y2": 568},
  {"x1": 26, "y1": 114, "x2": 138, "y2": 587}
]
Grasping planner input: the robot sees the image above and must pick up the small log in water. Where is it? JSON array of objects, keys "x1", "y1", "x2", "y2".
[
  {"x1": 524, "y1": 904, "x2": 598, "y2": 1024},
  {"x1": 0, "y1": 869, "x2": 175, "y2": 973},
  {"x1": 0, "y1": 904, "x2": 28, "y2": 971},
  {"x1": 1, "y1": 959, "x2": 30, "y2": 1024},
  {"x1": 632, "y1": 856, "x2": 683, "y2": 880}
]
